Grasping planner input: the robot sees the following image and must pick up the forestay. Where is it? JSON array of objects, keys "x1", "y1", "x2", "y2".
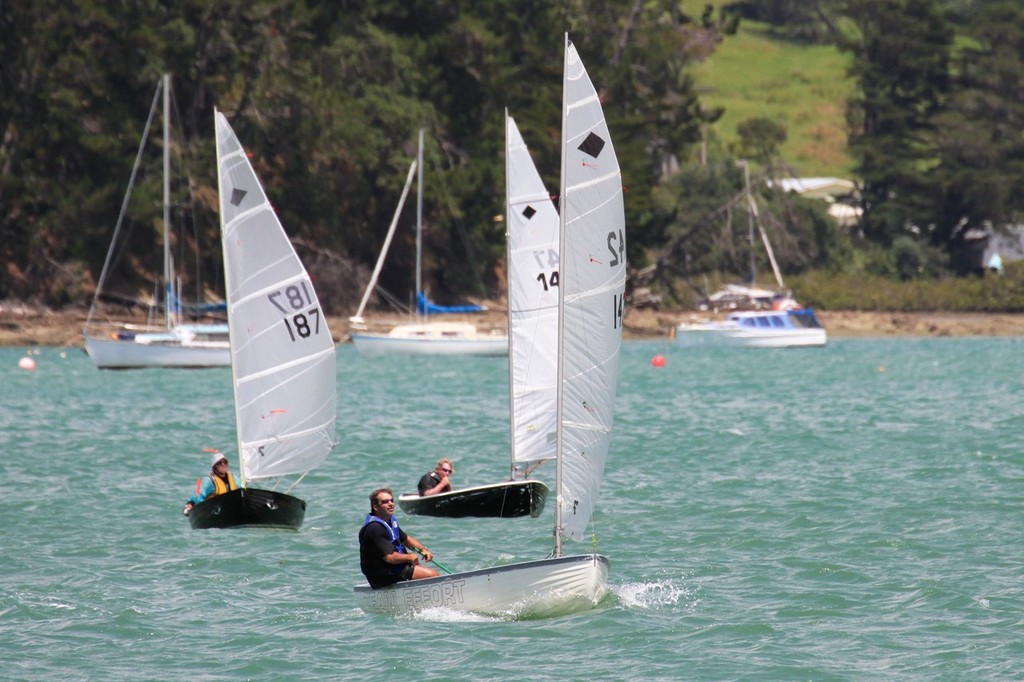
[
  {"x1": 506, "y1": 114, "x2": 560, "y2": 468},
  {"x1": 215, "y1": 112, "x2": 337, "y2": 485},
  {"x1": 556, "y1": 38, "x2": 626, "y2": 544}
]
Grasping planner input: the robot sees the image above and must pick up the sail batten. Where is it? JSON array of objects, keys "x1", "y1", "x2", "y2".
[
  {"x1": 223, "y1": 206, "x2": 274, "y2": 234},
  {"x1": 236, "y1": 346, "x2": 335, "y2": 385},
  {"x1": 566, "y1": 172, "x2": 621, "y2": 195}
]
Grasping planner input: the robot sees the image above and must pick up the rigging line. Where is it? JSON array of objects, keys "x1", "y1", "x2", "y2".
[
  {"x1": 87, "y1": 79, "x2": 163, "y2": 327},
  {"x1": 283, "y1": 470, "x2": 309, "y2": 496},
  {"x1": 168, "y1": 77, "x2": 213, "y2": 314},
  {"x1": 375, "y1": 285, "x2": 412, "y2": 316}
]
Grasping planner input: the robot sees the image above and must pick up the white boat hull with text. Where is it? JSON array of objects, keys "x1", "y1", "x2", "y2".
[{"x1": 354, "y1": 554, "x2": 608, "y2": 618}]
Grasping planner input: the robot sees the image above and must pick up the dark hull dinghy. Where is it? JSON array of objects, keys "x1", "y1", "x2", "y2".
[
  {"x1": 187, "y1": 488, "x2": 306, "y2": 530},
  {"x1": 398, "y1": 480, "x2": 547, "y2": 518}
]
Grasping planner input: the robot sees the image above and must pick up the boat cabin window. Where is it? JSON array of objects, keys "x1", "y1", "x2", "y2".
[
  {"x1": 769, "y1": 315, "x2": 785, "y2": 328},
  {"x1": 788, "y1": 311, "x2": 822, "y2": 329}
]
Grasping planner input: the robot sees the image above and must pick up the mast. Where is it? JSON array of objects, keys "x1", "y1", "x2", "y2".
[
  {"x1": 213, "y1": 108, "x2": 246, "y2": 488},
  {"x1": 86, "y1": 80, "x2": 163, "y2": 330},
  {"x1": 554, "y1": 33, "x2": 569, "y2": 559},
  {"x1": 740, "y1": 159, "x2": 784, "y2": 290},
  {"x1": 504, "y1": 110, "x2": 516, "y2": 479},
  {"x1": 754, "y1": 196, "x2": 785, "y2": 290},
  {"x1": 162, "y1": 73, "x2": 173, "y2": 330},
  {"x1": 415, "y1": 128, "x2": 424, "y2": 323},
  {"x1": 350, "y1": 159, "x2": 418, "y2": 323},
  {"x1": 740, "y1": 160, "x2": 756, "y2": 285}
]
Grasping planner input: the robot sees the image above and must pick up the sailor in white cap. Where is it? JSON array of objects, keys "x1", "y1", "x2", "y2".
[{"x1": 183, "y1": 449, "x2": 238, "y2": 515}]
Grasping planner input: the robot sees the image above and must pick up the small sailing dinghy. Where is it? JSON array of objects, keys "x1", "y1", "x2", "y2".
[
  {"x1": 186, "y1": 111, "x2": 337, "y2": 530},
  {"x1": 356, "y1": 34, "x2": 625, "y2": 617},
  {"x1": 396, "y1": 113, "x2": 558, "y2": 520}
]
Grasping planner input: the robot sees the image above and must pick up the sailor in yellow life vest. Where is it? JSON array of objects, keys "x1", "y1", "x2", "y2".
[{"x1": 183, "y1": 450, "x2": 238, "y2": 515}]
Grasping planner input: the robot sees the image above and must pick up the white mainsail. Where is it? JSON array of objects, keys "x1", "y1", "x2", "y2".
[
  {"x1": 556, "y1": 36, "x2": 626, "y2": 546},
  {"x1": 506, "y1": 113, "x2": 560, "y2": 468},
  {"x1": 214, "y1": 111, "x2": 337, "y2": 485}
]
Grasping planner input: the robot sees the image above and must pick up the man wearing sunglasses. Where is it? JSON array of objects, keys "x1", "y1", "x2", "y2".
[
  {"x1": 417, "y1": 458, "x2": 455, "y2": 497},
  {"x1": 359, "y1": 487, "x2": 439, "y2": 589}
]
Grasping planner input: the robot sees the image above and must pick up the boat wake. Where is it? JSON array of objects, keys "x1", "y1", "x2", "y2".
[
  {"x1": 401, "y1": 579, "x2": 689, "y2": 620},
  {"x1": 408, "y1": 606, "x2": 503, "y2": 623},
  {"x1": 612, "y1": 580, "x2": 690, "y2": 609}
]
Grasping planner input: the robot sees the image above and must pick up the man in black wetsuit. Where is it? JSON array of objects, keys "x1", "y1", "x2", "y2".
[
  {"x1": 359, "y1": 487, "x2": 439, "y2": 589},
  {"x1": 417, "y1": 459, "x2": 454, "y2": 496}
]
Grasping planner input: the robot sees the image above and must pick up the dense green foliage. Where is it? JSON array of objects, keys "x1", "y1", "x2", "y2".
[
  {"x1": 1, "y1": 0, "x2": 737, "y2": 312},
  {"x1": 2, "y1": 0, "x2": 1023, "y2": 313},
  {"x1": 841, "y1": 0, "x2": 954, "y2": 249},
  {"x1": 793, "y1": 260, "x2": 1024, "y2": 312},
  {"x1": 754, "y1": 0, "x2": 1024, "y2": 279}
]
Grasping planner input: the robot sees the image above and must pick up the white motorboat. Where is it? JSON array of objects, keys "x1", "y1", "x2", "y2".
[{"x1": 676, "y1": 308, "x2": 828, "y2": 348}]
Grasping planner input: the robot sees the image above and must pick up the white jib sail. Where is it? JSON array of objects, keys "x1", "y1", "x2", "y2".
[
  {"x1": 557, "y1": 38, "x2": 626, "y2": 543},
  {"x1": 506, "y1": 113, "x2": 560, "y2": 467},
  {"x1": 215, "y1": 112, "x2": 337, "y2": 484}
]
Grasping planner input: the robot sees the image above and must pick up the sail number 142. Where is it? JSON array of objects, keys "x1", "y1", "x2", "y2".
[{"x1": 267, "y1": 283, "x2": 322, "y2": 342}]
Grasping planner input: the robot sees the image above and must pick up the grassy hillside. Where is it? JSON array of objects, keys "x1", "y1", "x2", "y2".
[{"x1": 681, "y1": 2, "x2": 856, "y2": 178}]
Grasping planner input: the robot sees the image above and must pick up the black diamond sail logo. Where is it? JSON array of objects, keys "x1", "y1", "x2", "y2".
[
  {"x1": 522, "y1": 206, "x2": 536, "y2": 220},
  {"x1": 578, "y1": 132, "x2": 605, "y2": 159},
  {"x1": 230, "y1": 187, "x2": 247, "y2": 207}
]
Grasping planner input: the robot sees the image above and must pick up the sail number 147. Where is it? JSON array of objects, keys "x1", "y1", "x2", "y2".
[{"x1": 267, "y1": 283, "x2": 322, "y2": 342}]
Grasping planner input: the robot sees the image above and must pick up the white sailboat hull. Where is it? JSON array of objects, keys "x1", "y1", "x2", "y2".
[
  {"x1": 351, "y1": 323, "x2": 507, "y2": 357},
  {"x1": 84, "y1": 326, "x2": 230, "y2": 369},
  {"x1": 355, "y1": 554, "x2": 608, "y2": 618},
  {"x1": 85, "y1": 76, "x2": 229, "y2": 371}
]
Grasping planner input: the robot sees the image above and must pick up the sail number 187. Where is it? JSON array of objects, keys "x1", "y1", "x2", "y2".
[{"x1": 267, "y1": 283, "x2": 321, "y2": 342}]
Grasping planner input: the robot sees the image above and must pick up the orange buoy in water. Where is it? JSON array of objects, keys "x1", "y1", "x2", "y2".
[
  {"x1": 651, "y1": 355, "x2": 666, "y2": 368},
  {"x1": 18, "y1": 356, "x2": 36, "y2": 371}
]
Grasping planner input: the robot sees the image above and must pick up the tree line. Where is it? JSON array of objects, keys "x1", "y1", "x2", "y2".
[{"x1": 1, "y1": 0, "x2": 1021, "y2": 314}]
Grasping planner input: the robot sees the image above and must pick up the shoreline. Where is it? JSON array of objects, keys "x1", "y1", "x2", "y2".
[{"x1": 5, "y1": 305, "x2": 1024, "y2": 347}]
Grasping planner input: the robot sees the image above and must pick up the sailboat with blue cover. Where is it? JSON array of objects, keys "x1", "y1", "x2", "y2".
[{"x1": 349, "y1": 129, "x2": 508, "y2": 356}]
